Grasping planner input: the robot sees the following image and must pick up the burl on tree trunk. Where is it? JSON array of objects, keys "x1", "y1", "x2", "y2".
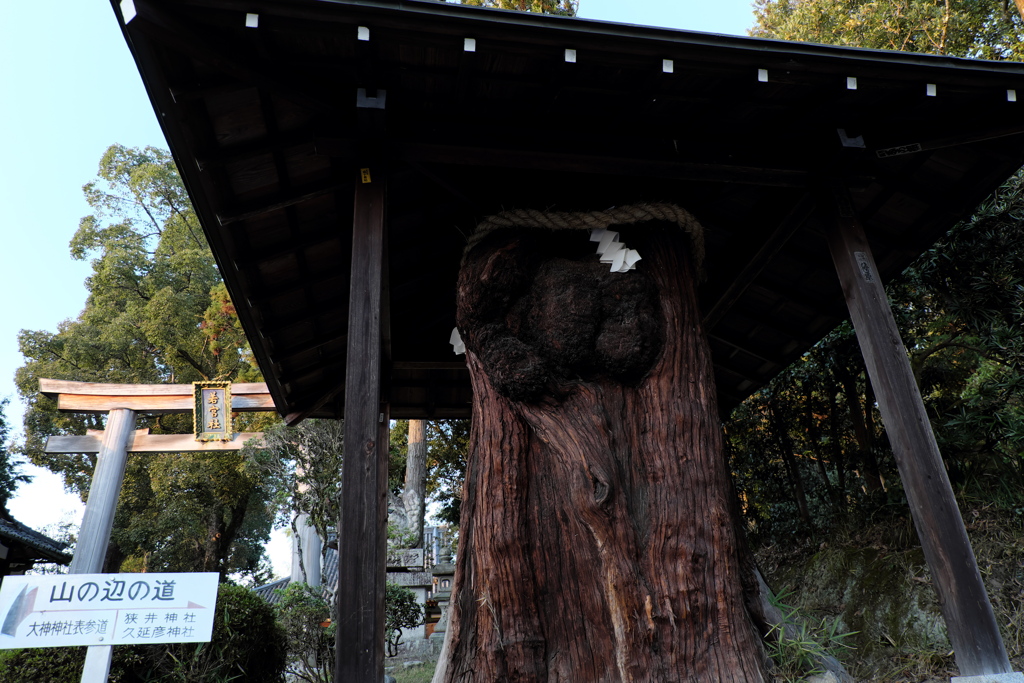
[{"x1": 438, "y1": 210, "x2": 768, "y2": 682}]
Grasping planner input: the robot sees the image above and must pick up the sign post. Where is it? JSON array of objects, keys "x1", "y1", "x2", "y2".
[
  {"x1": 0, "y1": 573, "x2": 219, "y2": 648},
  {"x1": 35, "y1": 380, "x2": 273, "y2": 683}
]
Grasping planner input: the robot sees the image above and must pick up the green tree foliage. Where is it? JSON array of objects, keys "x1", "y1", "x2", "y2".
[
  {"x1": 388, "y1": 419, "x2": 469, "y2": 528},
  {"x1": 460, "y1": 0, "x2": 577, "y2": 16},
  {"x1": 424, "y1": 420, "x2": 470, "y2": 527},
  {"x1": 273, "y1": 581, "x2": 424, "y2": 673},
  {"x1": 244, "y1": 419, "x2": 345, "y2": 544},
  {"x1": 151, "y1": 583, "x2": 287, "y2": 682},
  {"x1": 891, "y1": 172, "x2": 1024, "y2": 494},
  {"x1": 0, "y1": 399, "x2": 30, "y2": 514},
  {"x1": 15, "y1": 144, "x2": 273, "y2": 577},
  {"x1": 731, "y1": 8, "x2": 1024, "y2": 546},
  {"x1": 275, "y1": 582, "x2": 335, "y2": 683},
  {"x1": 728, "y1": 329, "x2": 897, "y2": 544},
  {"x1": 384, "y1": 582, "x2": 424, "y2": 657},
  {"x1": 750, "y1": 0, "x2": 1024, "y2": 60}
]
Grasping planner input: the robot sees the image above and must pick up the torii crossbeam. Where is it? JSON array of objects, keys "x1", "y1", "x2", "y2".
[{"x1": 38, "y1": 379, "x2": 273, "y2": 683}]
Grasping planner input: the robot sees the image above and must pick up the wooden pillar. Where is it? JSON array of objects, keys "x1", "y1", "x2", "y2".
[
  {"x1": 336, "y1": 179, "x2": 387, "y2": 681},
  {"x1": 827, "y1": 211, "x2": 1011, "y2": 676},
  {"x1": 69, "y1": 408, "x2": 136, "y2": 574},
  {"x1": 70, "y1": 407, "x2": 136, "y2": 683}
]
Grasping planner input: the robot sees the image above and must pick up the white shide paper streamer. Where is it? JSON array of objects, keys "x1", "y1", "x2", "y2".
[
  {"x1": 449, "y1": 231, "x2": 641, "y2": 353},
  {"x1": 590, "y1": 229, "x2": 641, "y2": 272},
  {"x1": 450, "y1": 327, "x2": 466, "y2": 355}
]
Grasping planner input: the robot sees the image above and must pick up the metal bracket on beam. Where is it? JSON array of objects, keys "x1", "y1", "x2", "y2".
[
  {"x1": 837, "y1": 128, "x2": 865, "y2": 148},
  {"x1": 356, "y1": 88, "x2": 387, "y2": 109},
  {"x1": 120, "y1": 0, "x2": 137, "y2": 24}
]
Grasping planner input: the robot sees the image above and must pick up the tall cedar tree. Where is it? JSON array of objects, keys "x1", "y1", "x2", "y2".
[
  {"x1": 16, "y1": 144, "x2": 274, "y2": 578},
  {"x1": 437, "y1": 224, "x2": 768, "y2": 681}
]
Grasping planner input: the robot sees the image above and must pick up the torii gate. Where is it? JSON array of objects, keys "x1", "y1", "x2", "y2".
[{"x1": 38, "y1": 379, "x2": 273, "y2": 683}]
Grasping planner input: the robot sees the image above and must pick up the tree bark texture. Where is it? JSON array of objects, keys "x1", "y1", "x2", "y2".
[
  {"x1": 404, "y1": 419, "x2": 428, "y2": 548},
  {"x1": 442, "y1": 223, "x2": 766, "y2": 682}
]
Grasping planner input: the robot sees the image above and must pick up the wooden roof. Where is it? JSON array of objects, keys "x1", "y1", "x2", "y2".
[
  {"x1": 0, "y1": 516, "x2": 72, "y2": 573},
  {"x1": 114, "y1": 0, "x2": 1024, "y2": 421}
]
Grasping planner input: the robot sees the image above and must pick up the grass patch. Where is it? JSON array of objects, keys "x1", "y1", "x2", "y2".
[{"x1": 392, "y1": 661, "x2": 437, "y2": 683}]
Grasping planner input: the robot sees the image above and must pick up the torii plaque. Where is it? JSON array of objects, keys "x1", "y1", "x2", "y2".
[{"x1": 37, "y1": 379, "x2": 273, "y2": 683}]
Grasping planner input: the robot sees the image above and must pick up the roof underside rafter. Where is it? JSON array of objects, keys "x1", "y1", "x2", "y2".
[{"x1": 113, "y1": 0, "x2": 1024, "y2": 419}]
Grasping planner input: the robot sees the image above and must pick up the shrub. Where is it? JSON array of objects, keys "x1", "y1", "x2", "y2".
[
  {"x1": 385, "y1": 582, "x2": 423, "y2": 657},
  {"x1": 275, "y1": 582, "x2": 334, "y2": 683},
  {"x1": 148, "y1": 583, "x2": 286, "y2": 682}
]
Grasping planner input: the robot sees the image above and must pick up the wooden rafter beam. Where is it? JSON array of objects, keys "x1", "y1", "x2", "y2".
[
  {"x1": 129, "y1": 0, "x2": 335, "y2": 115},
  {"x1": 273, "y1": 332, "x2": 348, "y2": 361},
  {"x1": 195, "y1": 129, "x2": 319, "y2": 170},
  {"x1": 728, "y1": 306, "x2": 818, "y2": 351},
  {"x1": 216, "y1": 179, "x2": 350, "y2": 225},
  {"x1": 708, "y1": 333, "x2": 788, "y2": 370},
  {"x1": 704, "y1": 193, "x2": 818, "y2": 328}
]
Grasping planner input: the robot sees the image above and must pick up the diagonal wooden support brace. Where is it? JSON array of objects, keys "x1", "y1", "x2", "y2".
[{"x1": 827, "y1": 210, "x2": 1011, "y2": 677}]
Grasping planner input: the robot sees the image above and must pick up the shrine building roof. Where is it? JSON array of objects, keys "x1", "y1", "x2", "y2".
[{"x1": 112, "y1": 0, "x2": 1024, "y2": 420}]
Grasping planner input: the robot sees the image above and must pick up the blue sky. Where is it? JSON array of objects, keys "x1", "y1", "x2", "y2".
[{"x1": 0, "y1": 0, "x2": 758, "y2": 574}]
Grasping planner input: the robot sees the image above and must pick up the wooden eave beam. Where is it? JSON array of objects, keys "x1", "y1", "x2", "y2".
[
  {"x1": 281, "y1": 370, "x2": 346, "y2": 420},
  {"x1": 168, "y1": 79, "x2": 252, "y2": 104},
  {"x1": 242, "y1": 266, "x2": 348, "y2": 308},
  {"x1": 386, "y1": 377, "x2": 473, "y2": 390},
  {"x1": 253, "y1": 294, "x2": 346, "y2": 329},
  {"x1": 728, "y1": 306, "x2": 818, "y2": 351},
  {"x1": 733, "y1": 280, "x2": 841, "y2": 320},
  {"x1": 316, "y1": 135, "x2": 819, "y2": 187},
  {"x1": 233, "y1": 229, "x2": 342, "y2": 269},
  {"x1": 399, "y1": 142, "x2": 812, "y2": 187},
  {"x1": 388, "y1": 406, "x2": 472, "y2": 419}
]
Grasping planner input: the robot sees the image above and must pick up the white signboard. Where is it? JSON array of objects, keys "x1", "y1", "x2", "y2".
[{"x1": 0, "y1": 573, "x2": 219, "y2": 648}]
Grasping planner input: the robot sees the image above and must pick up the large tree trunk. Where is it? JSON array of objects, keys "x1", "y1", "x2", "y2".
[
  {"x1": 439, "y1": 217, "x2": 767, "y2": 682},
  {"x1": 403, "y1": 419, "x2": 428, "y2": 548}
]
